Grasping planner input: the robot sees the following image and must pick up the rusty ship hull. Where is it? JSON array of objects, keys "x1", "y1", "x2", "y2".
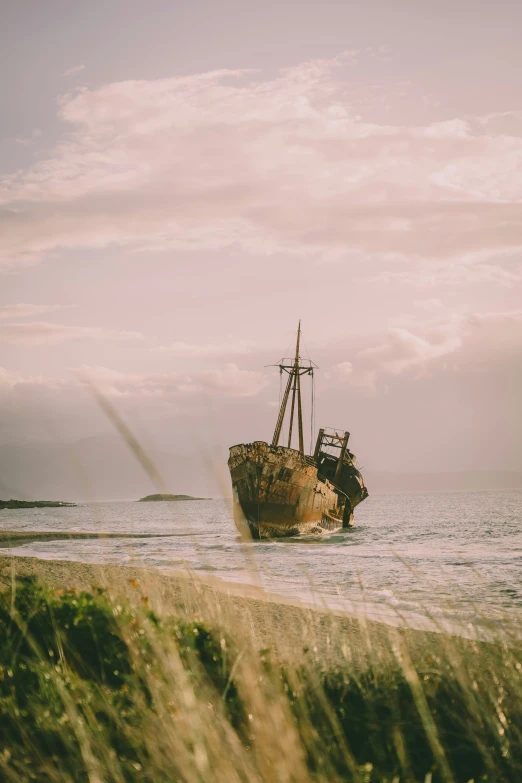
[
  {"x1": 228, "y1": 323, "x2": 368, "y2": 539},
  {"x1": 228, "y1": 441, "x2": 365, "y2": 539}
]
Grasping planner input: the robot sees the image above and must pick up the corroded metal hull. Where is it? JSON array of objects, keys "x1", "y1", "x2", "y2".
[{"x1": 228, "y1": 441, "x2": 355, "y2": 539}]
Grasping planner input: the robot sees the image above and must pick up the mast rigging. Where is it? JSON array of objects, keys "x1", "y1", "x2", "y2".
[{"x1": 271, "y1": 321, "x2": 316, "y2": 454}]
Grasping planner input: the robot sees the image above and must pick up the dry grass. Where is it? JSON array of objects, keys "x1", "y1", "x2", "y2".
[{"x1": 0, "y1": 557, "x2": 521, "y2": 783}]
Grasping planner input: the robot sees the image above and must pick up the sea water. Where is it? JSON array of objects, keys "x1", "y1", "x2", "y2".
[{"x1": 1, "y1": 491, "x2": 521, "y2": 637}]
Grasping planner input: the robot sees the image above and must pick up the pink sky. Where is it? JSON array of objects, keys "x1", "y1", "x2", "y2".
[{"x1": 1, "y1": 0, "x2": 521, "y2": 478}]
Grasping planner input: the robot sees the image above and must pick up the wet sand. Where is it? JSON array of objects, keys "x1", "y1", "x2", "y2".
[{"x1": 0, "y1": 551, "x2": 514, "y2": 674}]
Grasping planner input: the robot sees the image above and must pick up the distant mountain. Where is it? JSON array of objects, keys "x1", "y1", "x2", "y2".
[{"x1": 0, "y1": 436, "x2": 520, "y2": 502}]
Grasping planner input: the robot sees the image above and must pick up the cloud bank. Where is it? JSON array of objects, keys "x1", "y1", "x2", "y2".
[
  {"x1": 63, "y1": 64, "x2": 86, "y2": 77},
  {"x1": 1, "y1": 322, "x2": 143, "y2": 345},
  {"x1": 0, "y1": 303, "x2": 68, "y2": 319},
  {"x1": 329, "y1": 310, "x2": 522, "y2": 393},
  {"x1": 1, "y1": 54, "x2": 521, "y2": 286}
]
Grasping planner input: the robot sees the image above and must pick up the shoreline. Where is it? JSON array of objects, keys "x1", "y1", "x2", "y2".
[
  {"x1": 2, "y1": 529, "x2": 520, "y2": 645},
  {"x1": 2, "y1": 531, "x2": 518, "y2": 642},
  {"x1": 0, "y1": 552, "x2": 514, "y2": 672}
]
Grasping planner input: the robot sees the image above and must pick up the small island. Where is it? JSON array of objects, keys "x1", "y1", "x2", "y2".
[
  {"x1": 138, "y1": 493, "x2": 205, "y2": 502},
  {"x1": 0, "y1": 499, "x2": 77, "y2": 510}
]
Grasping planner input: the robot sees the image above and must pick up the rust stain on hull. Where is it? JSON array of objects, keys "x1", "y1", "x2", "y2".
[{"x1": 228, "y1": 441, "x2": 366, "y2": 539}]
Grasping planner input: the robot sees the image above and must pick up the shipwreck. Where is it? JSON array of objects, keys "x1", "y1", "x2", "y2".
[{"x1": 228, "y1": 323, "x2": 368, "y2": 539}]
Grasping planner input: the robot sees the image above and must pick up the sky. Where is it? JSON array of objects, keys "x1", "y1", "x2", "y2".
[{"x1": 1, "y1": 0, "x2": 522, "y2": 476}]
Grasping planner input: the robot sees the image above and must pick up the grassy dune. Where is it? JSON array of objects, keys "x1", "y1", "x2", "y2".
[{"x1": 1, "y1": 555, "x2": 521, "y2": 782}]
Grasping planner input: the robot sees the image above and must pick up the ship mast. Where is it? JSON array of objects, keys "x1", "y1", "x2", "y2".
[{"x1": 271, "y1": 321, "x2": 316, "y2": 454}]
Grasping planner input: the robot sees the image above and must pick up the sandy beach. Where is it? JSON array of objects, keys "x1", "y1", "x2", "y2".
[{"x1": 0, "y1": 548, "x2": 507, "y2": 674}]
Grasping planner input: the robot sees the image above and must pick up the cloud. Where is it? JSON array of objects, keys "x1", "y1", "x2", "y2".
[
  {"x1": 358, "y1": 245, "x2": 522, "y2": 288},
  {"x1": 74, "y1": 362, "x2": 268, "y2": 398},
  {"x1": 0, "y1": 361, "x2": 268, "y2": 446},
  {"x1": 358, "y1": 326, "x2": 462, "y2": 376},
  {"x1": 326, "y1": 360, "x2": 379, "y2": 394},
  {"x1": 1, "y1": 322, "x2": 143, "y2": 345},
  {"x1": 329, "y1": 310, "x2": 522, "y2": 393},
  {"x1": 153, "y1": 339, "x2": 255, "y2": 357},
  {"x1": 1, "y1": 53, "x2": 521, "y2": 284},
  {"x1": 0, "y1": 366, "x2": 64, "y2": 390},
  {"x1": 193, "y1": 363, "x2": 268, "y2": 396},
  {"x1": 0, "y1": 303, "x2": 70, "y2": 319},
  {"x1": 64, "y1": 64, "x2": 86, "y2": 77}
]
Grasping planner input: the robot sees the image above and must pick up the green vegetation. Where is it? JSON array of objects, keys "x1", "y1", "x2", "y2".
[
  {"x1": 0, "y1": 499, "x2": 76, "y2": 510},
  {"x1": 137, "y1": 493, "x2": 204, "y2": 502},
  {"x1": 1, "y1": 576, "x2": 521, "y2": 782}
]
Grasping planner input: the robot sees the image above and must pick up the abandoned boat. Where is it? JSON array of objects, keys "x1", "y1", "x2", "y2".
[{"x1": 228, "y1": 323, "x2": 368, "y2": 539}]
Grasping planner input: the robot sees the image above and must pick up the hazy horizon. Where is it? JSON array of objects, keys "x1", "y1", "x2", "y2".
[
  {"x1": 2, "y1": 432, "x2": 522, "y2": 503},
  {"x1": 2, "y1": 1, "x2": 522, "y2": 493}
]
